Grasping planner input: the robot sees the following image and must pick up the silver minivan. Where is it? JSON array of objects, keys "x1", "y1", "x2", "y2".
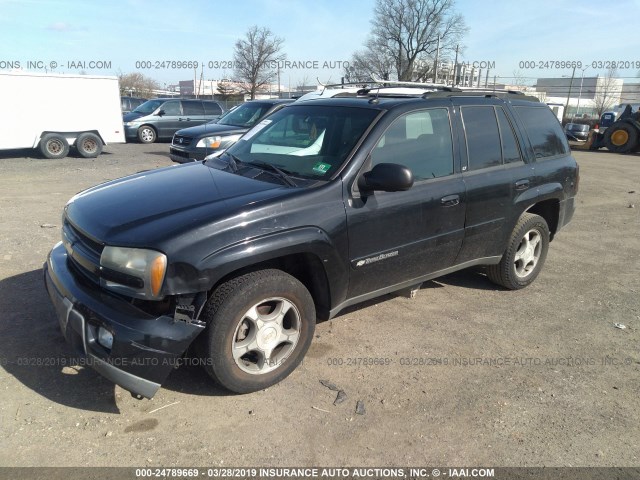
[{"x1": 123, "y1": 99, "x2": 224, "y2": 143}]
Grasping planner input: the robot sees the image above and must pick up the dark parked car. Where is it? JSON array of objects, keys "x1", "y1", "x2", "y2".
[
  {"x1": 123, "y1": 98, "x2": 224, "y2": 143},
  {"x1": 564, "y1": 122, "x2": 590, "y2": 141},
  {"x1": 45, "y1": 88, "x2": 578, "y2": 399},
  {"x1": 120, "y1": 96, "x2": 147, "y2": 114},
  {"x1": 170, "y1": 99, "x2": 293, "y2": 163}
]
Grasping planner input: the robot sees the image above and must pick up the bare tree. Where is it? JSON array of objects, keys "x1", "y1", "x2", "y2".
[
  {"x1": 233, "y1": 26, "x2": 285, "y2": 99},
  {"x1": 355, "y1": 0, "x2": 466, "y2": 81},
  {"x1": 118, "y1": 72, "x2": 159, "y2": 98},
  {"x1": 344, "y1": 43, "x2": 395, "y2": 83},
  {"x1": 594, "y1": 68, "x2": 620, "y2": 117}
]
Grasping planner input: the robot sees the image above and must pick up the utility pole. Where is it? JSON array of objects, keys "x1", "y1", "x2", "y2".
[
  {"x1": 564, "y1": 65, "x2": 576, "y2": 122},
  {"x1": 452, "y1": 44, "x2": 459, "y2": 87},
  {"x1": 433, "y1": 34, "x2": 441, "y2": 83}
]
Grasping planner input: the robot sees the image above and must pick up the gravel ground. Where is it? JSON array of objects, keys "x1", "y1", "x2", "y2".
[{"x1": 0, "y1": 142, "x2": 638, "y2": 468}]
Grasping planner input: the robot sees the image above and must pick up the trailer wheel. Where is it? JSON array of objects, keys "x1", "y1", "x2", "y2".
[
  {"x1": 137, "y1": 126, "x2": 157, "y2": 144},
  {"x1": 604, "y1": 123, "x2": 638, "y2": 153},
  {"x1": 39, "y1": 134, "x2": 70, "y2": 159},
  {"x1": 76, "y1": 133, "x2": 103, "y2": 158}
]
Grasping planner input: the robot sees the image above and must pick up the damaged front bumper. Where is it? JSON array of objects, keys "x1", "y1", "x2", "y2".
[{"x1": 44, "y1": 242, "x2": 205, "y2": 399}]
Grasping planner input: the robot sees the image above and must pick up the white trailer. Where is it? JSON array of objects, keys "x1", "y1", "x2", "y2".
[{"x1": 0, "y1": 71, "x2": 125, "y2": 159}]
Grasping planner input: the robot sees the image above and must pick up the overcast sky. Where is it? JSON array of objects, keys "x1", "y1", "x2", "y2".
[{"x1": 2, "y1": 0, "x2": 640, "y2": 87}]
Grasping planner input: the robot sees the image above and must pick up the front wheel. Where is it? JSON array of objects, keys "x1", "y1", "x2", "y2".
[
  {"x1": 137, "y1": 125, "x2": 157, "y2": 144},
  {"x1": 39, "y1": 134, "x2": 70, "y2": 159},
  {"x1": 487, "y1": 213, "x2": 550, "y2": 290},
  {"x1": 197, "y1": 269, "x2": 315, "y2": 393}
]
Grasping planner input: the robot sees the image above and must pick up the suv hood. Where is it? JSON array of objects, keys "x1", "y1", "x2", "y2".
[
  {"x1": 123, "y1": 111, "x2": 146, "y2": 122},
  {"x1": 175, "y1": 123, "x2": 247, "y2": 139},
  {"x1": 65, "y1": 163, "x2": 287, "y2": 246}
]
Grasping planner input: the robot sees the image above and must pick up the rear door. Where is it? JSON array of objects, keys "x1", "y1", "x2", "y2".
[
  {"x1": 156, "y1": 100, "x2": 183, "y2": 138},
  {"x1": 345, "y1": 104, "x2": 466, "y2": 297},
  {"x1": 181, "y1": 100, "x2": 206, "y2": 128},
  {"x1": 453, "y1": 100, "x2": 533, "y2": 262}
]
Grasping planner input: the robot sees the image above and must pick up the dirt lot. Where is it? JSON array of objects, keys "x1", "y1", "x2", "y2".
[{"x1": 0, "y1": 143, "x2": 638, "y2": 469}]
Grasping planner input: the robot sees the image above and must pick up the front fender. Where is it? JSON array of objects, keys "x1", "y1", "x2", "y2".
[{"x1": 196, "y1": 227, "x2": 349, "y2": 308}]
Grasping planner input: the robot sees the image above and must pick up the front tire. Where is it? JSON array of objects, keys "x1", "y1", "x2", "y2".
[
  {"x1": 137, "y1": 125, "x2": 157, "y2": 144},
  {"x1": 198, "y1": 269, "x2": 315, "y2": 393},
  {"x1": 487, "y1": 213, "x2": 550, "y2": 290},
  {"x1": 76, "y1": 133, "x2": 103, "y2": 158},
  {"x1": 39, "y1": 134, "x2": 70, "y2": 159}
]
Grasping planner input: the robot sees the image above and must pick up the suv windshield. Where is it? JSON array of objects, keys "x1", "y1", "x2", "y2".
[
  {"x1": 222, "y1": 105, "x2": 379, "y2": 179},
  {"x1": 132, "y1": 99, "x2": 166, "y2": 115},
  {"x1": 218, "y1": 102, "x2": 273, "y2": 127}
]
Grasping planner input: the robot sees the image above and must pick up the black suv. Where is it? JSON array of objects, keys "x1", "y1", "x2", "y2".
[
  {"x1": 169, "y1": 99, "x2": 293, "y2": 163},
  {"x1": 44, "y1": 89, "x2": 578, "y2": 399}
]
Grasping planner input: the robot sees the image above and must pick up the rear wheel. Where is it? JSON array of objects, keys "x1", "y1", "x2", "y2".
[
  {"x1": 197, "y1": 269, "x2": 315, "y2": 393},
  {"x1": 604, "y1": 123, "x2": 638, "y2": 153},
  {"x1": 76, "y1": 133, "x2": 103, "y2": 158},
  {"x1": 487, "y1": 213, "x2": 550, "y2": 290},
  {"x1": 39, "y1": 134, "x2": 69, "y2": 159},
  {"x1": 137, "y1": 125, "x2": 157, "y2": 144}
]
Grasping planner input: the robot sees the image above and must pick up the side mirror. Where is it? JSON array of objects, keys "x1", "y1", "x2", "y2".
[
  {"x1": 156, "y1": 109, "x2": 165, "y2": 116},
  {"x1": 358, "y1": 163, "x2": 414, "y2": 193}
]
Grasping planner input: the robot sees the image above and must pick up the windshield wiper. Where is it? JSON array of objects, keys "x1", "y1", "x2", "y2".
[
  {"x1": 246, "y1": 161, "x2": 297, "y2": 187},
  {"x1": 224, "y1": 152, "x2": 242, "y2": 172}
]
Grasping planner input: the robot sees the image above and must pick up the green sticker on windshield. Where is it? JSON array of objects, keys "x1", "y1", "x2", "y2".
[{"x1": 312, "y1": 162, "x2": 332, "y2": 174}]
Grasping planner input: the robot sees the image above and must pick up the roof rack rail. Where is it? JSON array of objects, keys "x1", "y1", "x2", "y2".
[
  {"x1": 369, "y1": 75, "x2": 457, "y2": 91},
  {"x1": 456, "y1": 87, "x2": 526, "y2": 95}
]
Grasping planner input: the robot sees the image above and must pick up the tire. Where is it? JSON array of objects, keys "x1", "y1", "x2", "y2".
[
  {"x1": 137, "y1": 125, "x2": 157, "y2": 144},
  {"x1": 39, "y1": 134, "x2": 70, "y2": 159},
  {"x1": 197, "y1": 269, "x2": 315, "y2": 393},
  {"x1": 486, "y1": 213, "x2": 550, "y2": 290},
  {"x1": 76, "y1": 133, "x2": 103, "y2": 158},
  {"x1": 604, "y1": 123, "x2": 638, "y2": 153}
]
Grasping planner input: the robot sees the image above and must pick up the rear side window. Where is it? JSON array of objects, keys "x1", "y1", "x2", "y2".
[
  {"x1": 182, "y1": 100, "x2": 204, "y2": 115},
  {"x1": 496, "y1": 107, "x2": 523, "y2": 164},
  {"x1": 203, "y1": 102, "x2": 222, "y2": 115},
  {"x1": 461, "y1": 106, "x2": 501, "y2": 171},
  {"x1": 515, "y1": 106, "x2": 569, "y2": 159}
]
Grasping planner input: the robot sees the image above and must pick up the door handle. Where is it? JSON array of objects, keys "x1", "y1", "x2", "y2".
[
  {"x1": 515, "y1": 179, "x2": 530, "y2": 191},
  {"x1": 441, "y1": 194, "x2": 460, "y2": 207},
  {"x1": 178, "y1": 117, "x2": 191, "y2": 121}
]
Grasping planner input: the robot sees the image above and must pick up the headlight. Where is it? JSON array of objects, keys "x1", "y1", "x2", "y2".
[
  {"x1": 196, "y1": 134, "x2": 241, "y2": 149},
  {"x1": 100, "y1": 246, "x2": 167, "y2": 299},
  {"x1": 124, "y1": 121, "x2": 139, "y2": 127}
]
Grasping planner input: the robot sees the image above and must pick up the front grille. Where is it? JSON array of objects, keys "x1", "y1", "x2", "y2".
[
  {"x1": 62, "y1": 219, "x2": 104, "y2": 285},
  {"x1": 172, "y1": 135, "x2": 193, "y2": 146},
  {"x1": 169, "y1": 148, "x2": 189, "y2": 158}
]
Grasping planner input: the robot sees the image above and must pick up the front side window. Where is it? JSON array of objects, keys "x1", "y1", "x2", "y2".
[
  {"x1": 161, "y1": 101, "x2": 181, "y2": 116},
  {"x1": 371, "y1": 108, "x2": 454, "y2": 181},
  {"x1": 224, "y1": 105, "x2": 378, "y2": 179}
]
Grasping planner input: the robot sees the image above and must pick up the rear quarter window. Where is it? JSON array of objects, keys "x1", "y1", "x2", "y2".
[{"x1": 514, "y1": 106, "x2": 569, "y2": 160}]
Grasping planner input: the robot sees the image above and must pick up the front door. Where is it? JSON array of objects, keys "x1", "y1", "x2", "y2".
[{"x1": 346, "y1": 106, "x2": 466, "y2": 298}]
